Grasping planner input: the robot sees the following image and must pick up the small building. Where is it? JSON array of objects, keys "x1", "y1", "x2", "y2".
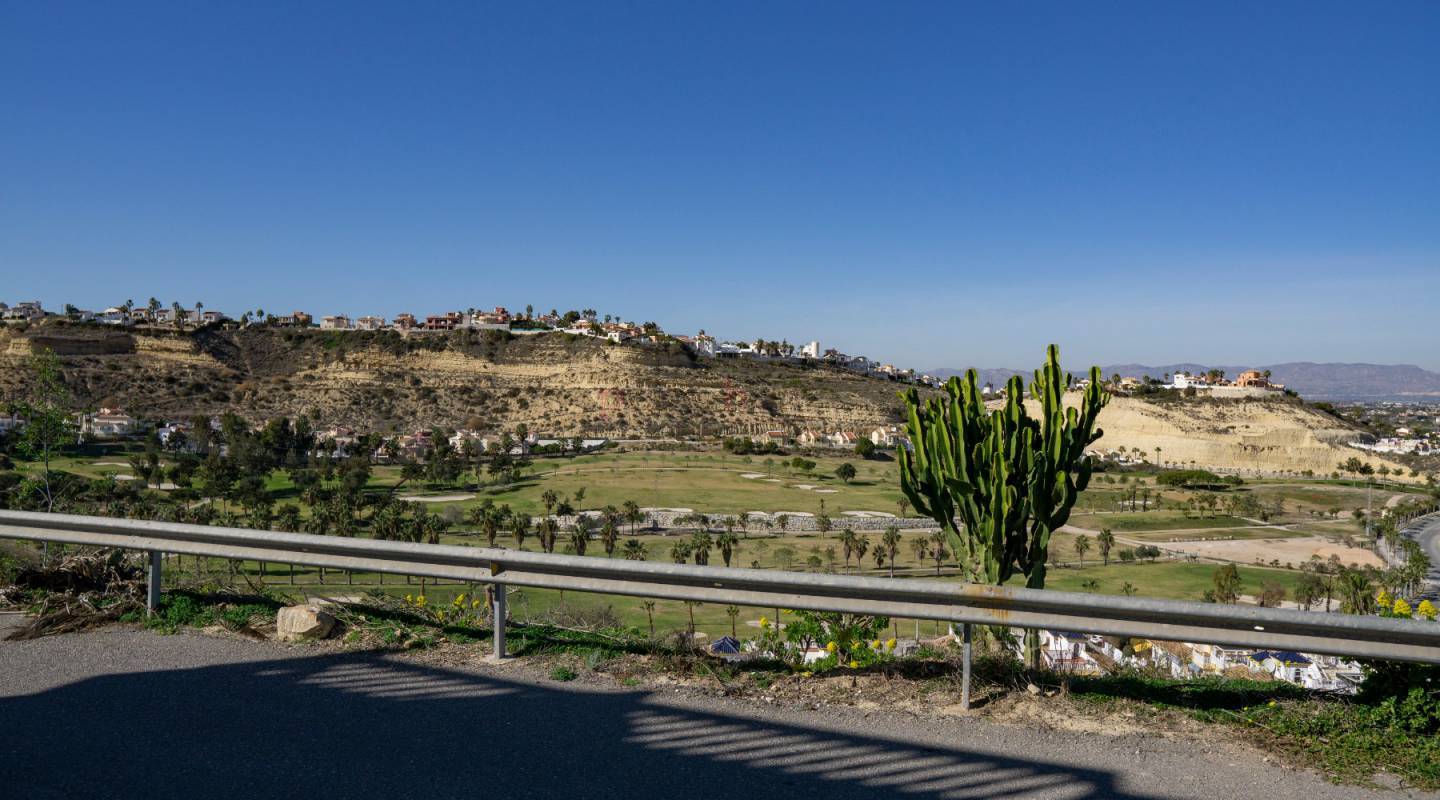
[
  {"x1": 393, "y1": 313, "x2": 418, "y2": 330},
  {"x1": 79, "y1": 408, "x2": 138, "y2": 440},
  {"x1": 355, "y1": 315, "x2": 386, "y2": 330},
  {"x1": 320, "y1": 315, "x2": 352, "y2": 330},
  {"x1": 1233, "y1": 370, "x2": 1271, "y2": 389},
  {"x1": 1248, "y1": 650, "x2": 1313, "y2": 683},
  {"x1": 869, "y1": 426, "x2": 901, "y2": 447}
]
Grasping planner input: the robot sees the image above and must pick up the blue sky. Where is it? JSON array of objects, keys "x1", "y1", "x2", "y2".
[{"x1": 2, "y1": 2, "x2": 1437, "y2": 370}]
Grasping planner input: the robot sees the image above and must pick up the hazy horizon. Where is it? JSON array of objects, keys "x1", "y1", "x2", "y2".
[{"x1": 4, "y1": 3, "x2": 1437, "y2": 370}]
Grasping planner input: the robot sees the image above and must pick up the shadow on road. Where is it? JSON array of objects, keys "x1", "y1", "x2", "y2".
[{"x1": 0, "y1": 648, "x2": 1162, "y2": 799}]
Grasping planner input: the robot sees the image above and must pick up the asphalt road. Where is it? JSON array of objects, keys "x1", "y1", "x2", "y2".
[
  {"x1": 1412, "y1": 515, "x2": 1440, "y2": 600},
  {"x1": 0, "y1": 616, "x2": 1426, "y2": 800}
]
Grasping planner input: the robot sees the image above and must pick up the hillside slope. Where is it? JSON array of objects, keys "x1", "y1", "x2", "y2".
[
  {"x1": 0, "y1": 325, "x2": 909, "y2": 437},
  {"x1": 1034, "y1": 395, "x2": 1412, "y2": 479}
]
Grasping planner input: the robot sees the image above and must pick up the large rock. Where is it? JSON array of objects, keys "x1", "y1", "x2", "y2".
[{"x1": 276, "y1": 605, "x2": 336, "y2": 642}]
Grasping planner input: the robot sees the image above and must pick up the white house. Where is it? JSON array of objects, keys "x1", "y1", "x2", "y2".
[
  {"x1": 2, "y1": 301, "x2": 46, "y2": 321},
  {"x1": 827, "y1": 431, "x2": 859, "y2": 448},
  {"x1": 869, "y1": 426, "x2": 901, "y2": 447},
  {"x1": 448, "y1": 429, "x2": 487, "y2": 453},
  {"x1": 320, "y1": 315, "x2": 352, "y2": 330},
  {"x1": 1248, "y1": 651, "x2": 1313, "y2": 683},
  {"x1": 1189, "y1": 643, "x2": 1254, "y2": 675},
  {"x1": 355, "y1": 315, "x2": 386, "y2": 330},
  {"x1": 79, "y1": 408, "x2": 138, "y2": 440},
  {"x1": 800, "y1": 340, "x2": 821, "y2": 359}
]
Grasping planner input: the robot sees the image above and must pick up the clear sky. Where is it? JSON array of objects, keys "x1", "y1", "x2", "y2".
[{"x1": 2, "y1": 2, "x2": 1437, "y2": 371}]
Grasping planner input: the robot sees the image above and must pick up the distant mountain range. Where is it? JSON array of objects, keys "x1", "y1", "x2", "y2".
[{"x1": 927, "y1": 362, "x2": 1440, "y2": 402}]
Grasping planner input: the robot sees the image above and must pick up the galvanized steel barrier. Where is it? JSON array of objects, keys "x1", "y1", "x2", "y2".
[{"x1": 2, "y1": 509, "x2": 1438, "y2": 671}]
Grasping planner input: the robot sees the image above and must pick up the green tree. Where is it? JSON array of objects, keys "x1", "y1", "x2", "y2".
[
  {"x1": 621, "y1": 538, "x2": 648, "y2": 560},
  {"x1": 715, "y1": 531, "x2": 739, "y2": 567},
  {"x1": 13, "y1": 351, "x2": 73, "y2": 515},
  {"x1": 881, "y1": 526, "x2": 902, "y2": 578},
  {"x1": 1210, "y1": 564, "x2": 1242, "y2": 604},
  {"x1": 835, "y1": 462, "x2": 857, "y2": 484},
  {"x1": 1073, "y1": 534, "x2": 1091, "y2": 568},
  {"x1": 1097, "y1": 528, "x2": 1115, "y2": 566}
]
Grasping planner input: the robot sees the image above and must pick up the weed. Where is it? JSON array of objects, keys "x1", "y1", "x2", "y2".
[{"x1": 550, "y1": 665, "x2": 578, "y2": 682}]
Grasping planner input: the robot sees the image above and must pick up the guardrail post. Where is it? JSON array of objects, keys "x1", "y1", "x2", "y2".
[
  {"x1": 490, "y1": 563, "x2": 506, "y2": 662},
  {"x1": 147, "y1": 551, "x2": 162, "y2": 614},
  {"x1": 960, "y1": 622, "x2": 973, "y2": 711}
]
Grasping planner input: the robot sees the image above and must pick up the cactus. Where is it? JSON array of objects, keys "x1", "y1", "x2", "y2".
[{"x1": 897, "y1": 345, "x2": 1109, "y2": 591}]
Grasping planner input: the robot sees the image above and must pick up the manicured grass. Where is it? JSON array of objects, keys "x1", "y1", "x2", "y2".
[
  {"x1": 1071, "y1": 511, "x2": 1261, "y2": 533},
  {"x1": 451, "y1": 451, "x2": 910, "y2": 517},
  {"x1": 1034, "y1": 560, "x2": 1303, "y2": 601}
]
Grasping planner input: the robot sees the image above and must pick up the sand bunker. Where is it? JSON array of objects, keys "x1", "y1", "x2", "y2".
[
  {"x1": 399, "y1": 493, "x2": 475, "y2": 503},
  {"x1": 814, "y1": 489, "x2": 839, "y2": 494},
  {"x1": 740, "y1": 473, "x2": 765, "y2": 479},
  {"x1": 763, "y1": 479, "x2": 782, "y2": 483},
  {"x1": 792, "y1": 484, "x2": 816, "y2": 490}
]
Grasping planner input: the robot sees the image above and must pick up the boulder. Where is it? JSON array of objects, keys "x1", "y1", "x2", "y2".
[{"x1": 276, "y1": 605, "x2": 336, "y2": 642}]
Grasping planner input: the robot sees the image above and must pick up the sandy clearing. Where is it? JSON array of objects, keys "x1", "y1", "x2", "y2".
[
  {"x1": 399, "y1": 493, "x2": 475, "y2": 503},
  {"x1": 1153, "y1": 535, "x2": 1383, "y2": 569},
  {"x1": 792, "y1": 484, "x2": 816, "y2": 490},
  {"x1": 763, "y1": 479, "x2": 782, "y2": 483},
  {"x1": 92, "y1": 461, "x2": 132, "y2": 467},
  {"x1": 814, "y1": 489, "x2": 839, "y2": 494},
  {"x1": 740, "y1": 473, "x2": 764, "y2": 479}
]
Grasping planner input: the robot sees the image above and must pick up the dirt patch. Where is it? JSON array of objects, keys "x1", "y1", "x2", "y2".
[{"x1": 1157, "y1": 535, "x2": 1382, "y2": 568}]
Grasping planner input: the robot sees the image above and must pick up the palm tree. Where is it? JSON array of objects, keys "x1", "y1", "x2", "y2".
[
  {"x1": 1073, "y1": 535, "x2": 1092, "y2": 568},
  {"x1": 1121, "y1": 582, "x2": 1138, "y2": 596},
  {"x1": 600, "y1": 519, "x2": 620, "y2": 557},
  {"x1": 621, "y1": 538, "x2": 648, "y2": 560},
  {"x1": 509, "y1": 512, "x2": 530, "y2": 549},
  {"x1": 715, "y1": 531, "x2": 739, "y2": 567},
  {"x1": 568, "y1": 522, "x2": 589, "y2": 556},
  {"x1": 1097, "y1": 529, "x2": 1115, "y2": 566},
  {"x1": 725, "y1": 605, "x2": 740, "y2": 639},
  {"x1": 690, "y1": 531, "x2": 712, "y2": 565},
  {"x1": 1337, "y1": 569, "x2": 1376, "y2": 615},
  {"x1": 838, "y1": 529, "x2": 859, "y2": 573},
  {"x1": 881, "y1": 526, "x2": 902, "y2": 578},
  {"x1": 622, "y1": 500, "x2": 643, "y2": 534}
]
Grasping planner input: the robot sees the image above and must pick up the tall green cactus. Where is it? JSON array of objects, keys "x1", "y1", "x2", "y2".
[{"x1": 897, "y1": 345, "x2": 1109, "y2": 591}]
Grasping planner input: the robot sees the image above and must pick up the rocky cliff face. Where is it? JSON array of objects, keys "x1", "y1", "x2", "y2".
[{"x1": 0, "y1": 325, "x2": 908, "y2": 436}]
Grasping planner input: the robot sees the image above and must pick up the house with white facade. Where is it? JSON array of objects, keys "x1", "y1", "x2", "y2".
[
  {"x1": 79, "y1": 408, "x2": 138, "y2": 440},
  {"x1": 320, "y1": 315, "x2": 352, "y2": 330},
  {"x1": 355, "y1": 315, "x2": 386, "y2": 330}
]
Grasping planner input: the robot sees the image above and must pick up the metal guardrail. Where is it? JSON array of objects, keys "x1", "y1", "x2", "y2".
[{"x1": 2, "y1": 509, "x2": 1438, "y2": 672}]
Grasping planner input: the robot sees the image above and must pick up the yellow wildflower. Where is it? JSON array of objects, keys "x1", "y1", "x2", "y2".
[
  {"x1": 417, "y1": 595, "x2": 427, "y2": 606},
  {"x1": 870, "y1": 639, "x2": 882, "y2": 650},
  {"x1": 1376, "y1": 589, "x2": 1392, "y2": 608},
  {"x1": 472, "y1": 599, "x2": 481, "y2": 609},
  {"x1": 848, "y1": 660, "x2": 859, "y2": 669},
  {"x1": 759, "y1": 616, "x2": 770, "y2": 628},
  {"x1": 885, "y1": 638, "x2": 897, "y2": 651},
  {"x1": 405, "y1": 594, "x2": 414, "y2": 603},
  {"x1": 1392, "y1": 598, "x2": 1412, "y2": 618},
  {"x1": 825, "y1": 641, "x2": 837, "y2": 653},
  {"x1": 800, "y1": 671, "x2": 813, "y2": 678},
  {"x1": 1418, "y1": 600, "x2": 1438, "y2": 621},
  {"x1": 454, "y1": 594, "x2": 465, "y2": 607}
]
